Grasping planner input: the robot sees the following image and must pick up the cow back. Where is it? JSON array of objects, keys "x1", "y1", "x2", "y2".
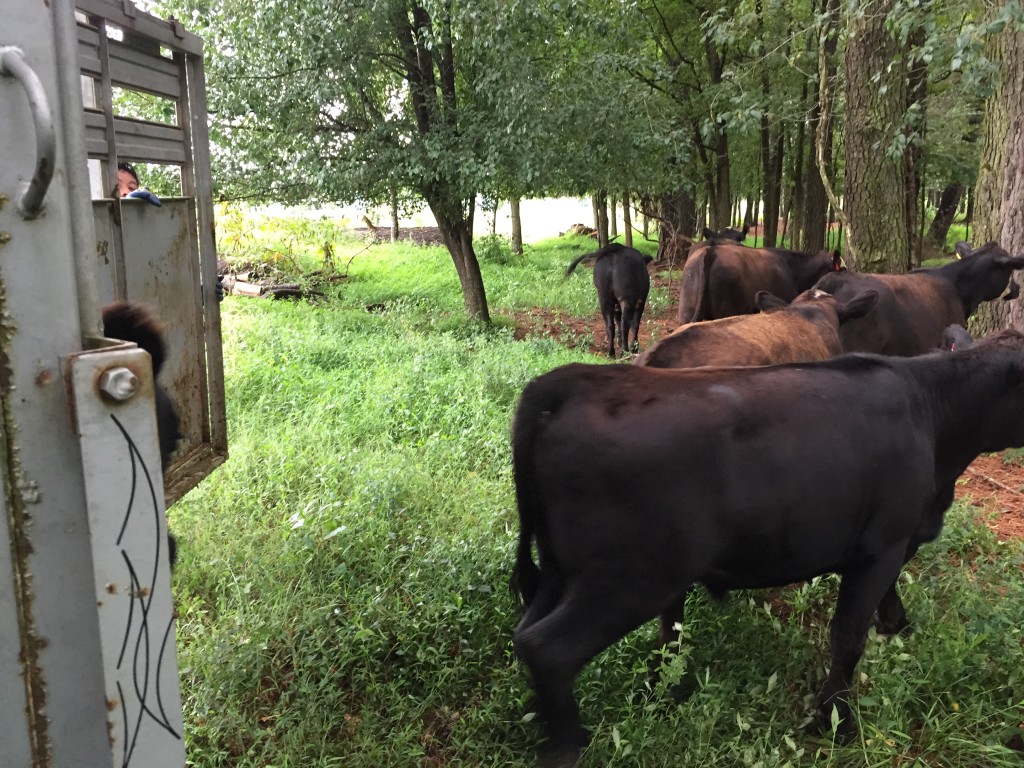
[
  {"x1": 816, "y1": 271, "x2": 964, "y2": 355},
  {"x1": 679, "y1": 244, "x2": 835, "y2": 323},
  {"x1": 637, "y1": 309, "x2": 840, "y2": 368}
]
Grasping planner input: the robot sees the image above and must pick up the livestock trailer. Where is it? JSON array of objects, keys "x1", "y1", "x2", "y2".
[{"x1": 1, "y1": 0, "x2": 224, "y2": 764}]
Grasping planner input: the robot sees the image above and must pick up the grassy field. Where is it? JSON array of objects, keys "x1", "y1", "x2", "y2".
[{"x1": 172, "y1": 223, "x2": 1024, "y2": 767}]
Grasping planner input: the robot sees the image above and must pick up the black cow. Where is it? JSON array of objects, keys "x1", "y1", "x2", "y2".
[
  {"x1": 635, "y1": 287, "x2": 878, "y2": 369},
  {"x1": 103, "y1": 301, "x2": 183, "y2": 565},
  {"x1": 813, "y1": 241, "x2": 1024, "y2": 356},
  {"x1": 940, "y1": 324, "x2": 974, "y2": 351},
  {"x1": 511, "y1": 331, "x2": 1024, "y2": 764},
  {"x1": 679, "y1": 242, "x2": 841, "y2": 324},
  {"x1": 566, "y1": 243, "x2": 652, "y2": 357},
  {"x1": 701, "y1": 223, "x2": 749, "y2": 242}
]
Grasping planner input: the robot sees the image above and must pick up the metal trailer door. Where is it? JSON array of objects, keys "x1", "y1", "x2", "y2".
[
  {"x1": 78, "y1": 0, "x2": 227, "y2": 504},
  {"x1": 2, "y1": 1, "x2": 184, "y2": 765}
]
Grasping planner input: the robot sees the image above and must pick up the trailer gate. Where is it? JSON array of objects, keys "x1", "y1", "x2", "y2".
[{"x1": 1, "y1": 0, "x2": 225, "y2": 764}]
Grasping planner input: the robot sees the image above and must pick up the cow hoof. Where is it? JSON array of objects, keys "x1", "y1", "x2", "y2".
[
  {"x1": 539, "y1": 731, "x2": 588, "y2": 768},
  {"x1": 873, "y1": 614, "x2": 912, "y2": 636},
  {"x1": 813, "y1": 707, "x2": 859, "y2": 745}
]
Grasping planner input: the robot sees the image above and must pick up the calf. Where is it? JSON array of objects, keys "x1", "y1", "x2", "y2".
[
  {"x1": 566, "y1": 243, "x2": 652, "y2": 357},
  {"x1": 813, "y1": 240, "x2": 1024, "y2": 355},
  {"x1": 511, "y1": 331, "x2": 1024, "y2": 764},
  {"x1": 103, "y1": 301, "x2": 183, "y2": 565},
  {"x1": 679, "y1": 242, "x2": 841, "y2": 323},
  {"x1": 701, "y1": 223, "x2": 749, "y2": 242},
  {"x1": 635, "y1": 287, "x2": 878, "y2": 369}
]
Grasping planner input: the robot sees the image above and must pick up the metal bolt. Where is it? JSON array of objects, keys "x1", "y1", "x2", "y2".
[{"x1": 98, "y1": 367, "x2": 138, "y2": 401}]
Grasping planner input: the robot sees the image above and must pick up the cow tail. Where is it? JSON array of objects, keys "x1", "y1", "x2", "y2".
[
  {"x1": 508, "y1": 378, "x2": 566, "y2": 609},
  {"x1": 679, "y1": 246, "x2": 716, "y2": 323},
  {"x1": 565, "y1": 249, "x2": 599, "y2": 277}
]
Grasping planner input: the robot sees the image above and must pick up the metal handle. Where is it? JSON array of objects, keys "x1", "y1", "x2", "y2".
[{"x1": 1, "y1": 47, "x2": 56, "y2": 219}]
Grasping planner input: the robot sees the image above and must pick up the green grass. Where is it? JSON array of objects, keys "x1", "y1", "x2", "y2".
[{"x1": 172, "y1": 218, "x2": 1024, "y2": 767}]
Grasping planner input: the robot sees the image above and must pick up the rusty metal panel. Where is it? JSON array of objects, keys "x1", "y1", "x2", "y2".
[
  {"x1": 79, "y1": 0, "x2": 227, "y2": 504},
  {"x1": 0, "y1": 485, "x2": 31, "y2": 768},
  {"x1": 92, "y1": 197, "x2": 224, "y2": 503},
  {"x1": 69, "y1": 344, "x2": 185, "y2": 768}
]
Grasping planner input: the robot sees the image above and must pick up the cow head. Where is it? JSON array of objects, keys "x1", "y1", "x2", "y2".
[
  {"x1": 948, "y1": 241, "x2": 1024, "y2": 317},
  {"x1": 940, "y1": 324, "x2": 974, "y2": 352}
]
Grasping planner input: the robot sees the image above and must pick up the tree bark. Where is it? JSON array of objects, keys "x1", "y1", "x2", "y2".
[
  {"x1": 903, "y1": 25, "x2": 927, "y2": 270},
  {"x1": 622, "y1": 192, "x2": 633, "y2": 248},
  {"x1": 429, "y1": 197, "x2": 490, "y2": 323},
  {"x1": 390, "y1": 194, "x2": 400, "y2": 242},
  {"x1": 596, "y1": 190, "x2": 610, "y2": 247},
  {"x1": 510, "y1": 196, "x2": 523, "y2": 254},
  {"x1": 657, "y1": 188, "x2": 697, "y2": 266},
  {"x1": 802, "y1": 0, "x2": 838, "y2": 254},
  {"x1": 609, "y1": 198, "x2": 618, "y2": 240},
  {"x1": 971, "y1": 2, "x2": 1024, "y2": 334},
  {"x1": 925, "y1": 182, "x2": 964, "y2": 252},
  {"x1": 843, "y1": 0, "x2": 910, "y2": 273}
]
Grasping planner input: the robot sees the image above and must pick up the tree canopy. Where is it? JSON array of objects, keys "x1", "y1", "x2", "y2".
[{"x1": 162, "y1": 0, "x2": 1024, "y2": 317}]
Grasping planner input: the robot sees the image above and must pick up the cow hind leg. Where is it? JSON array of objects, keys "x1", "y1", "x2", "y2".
[
  {"x1": 514, "y1": 587, "x2": 652, "y2": 765},
  {"x1": 817, "y1": 547, "x2": 906, "y2": 743},
  {"x1": 601, "y1": 302, "x2": 618, "y2": 357},
  {"x1": 621, "y1": 301, "x2": 641, "y2": 354},
  {"x1": 873, "y1": 541, "x2": 920, "y2": 635}
]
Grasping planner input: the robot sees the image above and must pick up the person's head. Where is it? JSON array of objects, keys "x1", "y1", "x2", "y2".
[{"x1": 117, "y1": 162, "x2": 140, "y2": 197}]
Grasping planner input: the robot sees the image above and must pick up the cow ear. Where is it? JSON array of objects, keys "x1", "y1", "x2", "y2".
[
  {"x1": 741, "y1": 223, "x2": 750, "y2": 237},
  {"x1": 1003, "y1": 279, "x2": 1021, "y2": 301},
  {"x1": 995, "y1": 255, "x2": 1024, "y2": 270},
  {"x1": 755, "y1": 291, "x2": 788, "y2": 311},
  {"x1": 831, "y1": 250, "x2": 843, "y2": 271},
  {"x1": 954, "y1": 241, "x2": 974, "y2": 259},
  {"x1": 837, "y1": 289, "x2": 879, "y2": 323},
  {"x1": 701, "y1": 227, "x2": 714, "y2": 240}
]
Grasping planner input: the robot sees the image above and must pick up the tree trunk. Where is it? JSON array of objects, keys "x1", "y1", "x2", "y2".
[
  {"x1": 925, "y1": 182, "x2": 964, "y2": 252},
  {"x1": 390, "y1": 194, "x2": 400, "y2": 242},
  {"x1": 510, "y1": 196, "x2": 523, "y2": 255},
  {"x1": 971, "y1": 2, "x2": 1024, "y2": 334},
  {"x1": 429, "y1": 197, "x2": 490, "y2": 323},
  {"x1": 657, "y1": 188, "x2": 697, "y2": 266},
  {"x1": 843, "y1": 0, "x2": 910, "y2": 272},
  {"x1": 596, "y1": 190, "x2": 610, "y2": 247},
  {"x1": 622, "y1": 192, "x2": 633, "y2": 248},
  {"x1": 609, "y1": 198, "x2": 618, "y2": 240},
  {"x1": 903, "y1": 25, "x2": 927, "y2": 270},
  {"x1": 802, "y1": 0, "x2": 838, "y2": 254}
]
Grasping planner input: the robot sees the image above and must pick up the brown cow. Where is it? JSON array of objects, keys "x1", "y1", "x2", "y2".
[
  {"x1": 635, "y1": 288, "x2": 878, "y2": 368},
  {"x1": 679, "y1": 242, "x2": 841, "y2": 324},
  {"x1": 813, "y1": 241, "x2": 1024, "y2": 356}
]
